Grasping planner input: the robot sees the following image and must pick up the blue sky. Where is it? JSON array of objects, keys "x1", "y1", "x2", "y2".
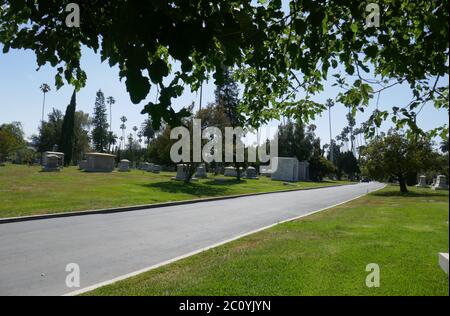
[{"x1": 0, "y1": 45, "x2": 448, "y2": 148}]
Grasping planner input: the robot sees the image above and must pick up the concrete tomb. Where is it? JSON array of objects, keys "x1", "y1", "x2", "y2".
[
  {"x1": 298, "y1": 160, "x2": 310, "y2": 181},
  {"x1": 42, "y1": 154, "x2": 61, "y2": 172},
  {"x1": 118, "y1": 159, "x2": 131, "y2": 172},
  {"x1": 84, "y1": 153, "x2": 115, "y2": 172},
  {"x1": 432, "y1": 175, "x2": 449, "y2": 190},
  {"x1": 271, "y1": 157, "x2": 299, "y2": 182},
  {"x1": 416, "y1": 175, "x2": 428, "y2": 188},
  {"x1": 42, "y1": 151, "x2": 64, "y2": 169}
]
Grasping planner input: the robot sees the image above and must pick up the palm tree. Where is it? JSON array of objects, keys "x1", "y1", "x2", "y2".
[
  {"x1": 107, "y1": 96, "x2": 115, "y2": 132},
  {"x1": 326, "y1": 99, "x2": 334, "y2": 163},
  {"x1": 107, "y1": 131, "x2": 117, "y2": 153},
  {"x1": 133, "y1": 126, "x2": 138, "y2": 139},
  {"x1": 40, "y1": 83, "x2": 51, "y2": 123},
  {"x1": 120, "y1": 116, "x2": 127, "y2": 150}
]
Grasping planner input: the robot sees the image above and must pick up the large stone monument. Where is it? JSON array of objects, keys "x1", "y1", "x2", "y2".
[
  {"x1": 118, "y1": 159, "x2": 131, "y2": 172},
  {"x1": 271, "y1": 157, "x2": 299, "y2": 182},
  {"x1": 195, "y1": 164, "x2": 208, "y2": 178},
  {"x1": 42, "y1": 154, "x2": 61, "y2": 172},
  {"x1": 42, "y1": 151, "x2": 64, "y2": 169},
  {"x1": 416, "y1": 175, "x2": 428, "y2": 188},
  {"x1": 84, "y1": 153, "x2": 115, "y2": 172},
  {"x1": 432, "y1": 175, "x2": 449, "y2": 190},
  {"x1": 245, "y1": 166, "x2": 258, "y2": 179}
]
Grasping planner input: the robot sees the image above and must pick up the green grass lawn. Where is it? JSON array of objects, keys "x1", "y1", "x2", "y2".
[
  {"x1": 86, "y1": 185, "x2": 449, "y2": 296},
  {"x1": 0, "y1": 164, "x2": 350, "y2": 219}
]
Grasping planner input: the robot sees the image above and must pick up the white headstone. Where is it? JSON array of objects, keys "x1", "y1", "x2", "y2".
[
  {"x1": 432, "y1": 175, "x2": 449, "y2": 190},
  {"x1": 416, "y1": 175, "x2": 428, "y2": 188}
]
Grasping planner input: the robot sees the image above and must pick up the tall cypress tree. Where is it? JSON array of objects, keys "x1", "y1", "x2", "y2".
[
  {"x1": 91, "y1": 90, "x2": 109, "y2": 152},
  {"x1": 60, "y1": 90, "x2": 76, "y2": 166}
]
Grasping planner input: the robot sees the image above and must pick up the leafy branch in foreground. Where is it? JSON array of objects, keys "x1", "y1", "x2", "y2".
[{"x1": 0, "y1": 1, "x2": 448, "y2": 132}]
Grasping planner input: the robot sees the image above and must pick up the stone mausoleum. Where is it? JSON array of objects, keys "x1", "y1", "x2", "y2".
[
  {"x1": 271, "y1": 157, "x2": 310, "y2": 182},
  {"x1": 84, "y1": 153, "x2": 116, "y2": 172}
]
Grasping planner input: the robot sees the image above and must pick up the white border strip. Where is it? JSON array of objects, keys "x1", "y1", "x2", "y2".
[{"x1": 64, "y1": 184, "x2": 386, "y2": 296}]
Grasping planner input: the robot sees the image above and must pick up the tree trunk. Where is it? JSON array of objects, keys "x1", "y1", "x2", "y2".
[{"x1": 398, "y1": 175, "x2": 408, "y2": 193}]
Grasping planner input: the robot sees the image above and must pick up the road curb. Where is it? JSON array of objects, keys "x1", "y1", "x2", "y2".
[{"x1": 0, "y1": 183, "x2": 358, "y2": 224}]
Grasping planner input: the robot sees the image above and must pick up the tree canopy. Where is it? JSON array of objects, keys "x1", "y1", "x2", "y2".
[
  {"x1": 1, "y1": 1, "x2": 448, "y2": 135},
  {"x1": 360, "y1": 130, "x2": 434, "y2": 192}
]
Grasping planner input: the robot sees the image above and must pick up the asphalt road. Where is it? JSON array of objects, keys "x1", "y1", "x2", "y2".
[{"x1": 0, "y1": 182, "x2": 384, "y2": 296}]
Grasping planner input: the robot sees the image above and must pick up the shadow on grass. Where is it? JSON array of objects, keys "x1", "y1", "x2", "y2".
[
  {"x1": 203, "y1": 179, "x2": 248, "y2": 186},
  {"x1": 371, "y1": 190, "x2": 448, "y2": 198},
  {"x1": 140, "y1": 181, "x2": 230, "y2": 196}
]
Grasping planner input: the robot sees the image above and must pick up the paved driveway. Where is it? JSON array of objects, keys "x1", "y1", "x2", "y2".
[{"x1": 0, "y1": 182, "x2": 384, "y2": 295}]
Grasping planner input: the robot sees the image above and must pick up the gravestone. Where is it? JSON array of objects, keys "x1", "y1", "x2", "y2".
[
  {"x1": 439, "y1": 253, "x2": 449, "y2": 274},
  {"x1": 195, "y1": 164, "x2": 208, "y2": 178},
  {"x1": 271, "y1": 157, "x2": 299, "y2": 182},
  {"x1": 78, "y1": 160, "x2": 87, "y2": 170},
  {"x1": 224, "y1": 166, "x2": 237, "y2": 177},
  {"x1": 245, "y1": 166, "x2": 258, "y2": 179},
  {"x1": 298, "y1": 160, "x2": 310, "y2": 181},
  {"x1": 146, "y1": 163, "x2": 155, "y2": 172},
  {"x1": 416, "y1": 175, "x2": 428, "y2": 188},
  {"x1": 173, "y1": 164, "x2": 189, "y2": 181},
  {"x1": 42, "y1": 151, "x2": 64, "y2": 169},
  {"x1": 84, "y1": 153, "x2": 115, "y2": 172},
  {"x1": 259, "y1": 165, "x2": 272, "y2": 177},
  {"x1": 432, "y1": 175, "x2": 449, "y2": 190},
  {"x1": 151, "y1": 164, "x2": 161, "y2": 174},
  {"x1": 118, "y1": 159, "x2": 131, "y2": 172},
  {"x1": 42, "y1": 154, "x2": 61, "y2": 172}
]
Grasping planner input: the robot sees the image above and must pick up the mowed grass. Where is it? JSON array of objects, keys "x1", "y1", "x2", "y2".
[
  {"x1": 86, "y1": 186, "x2": 449, "y2": 296},
  {"x1": 0, "y1": 164, "x2": 349, "y2": 219}
]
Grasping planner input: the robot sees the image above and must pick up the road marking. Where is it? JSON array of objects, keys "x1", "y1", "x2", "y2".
[{"x1": 64, "y1": 184, "x2": 386, "y2": 296}]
